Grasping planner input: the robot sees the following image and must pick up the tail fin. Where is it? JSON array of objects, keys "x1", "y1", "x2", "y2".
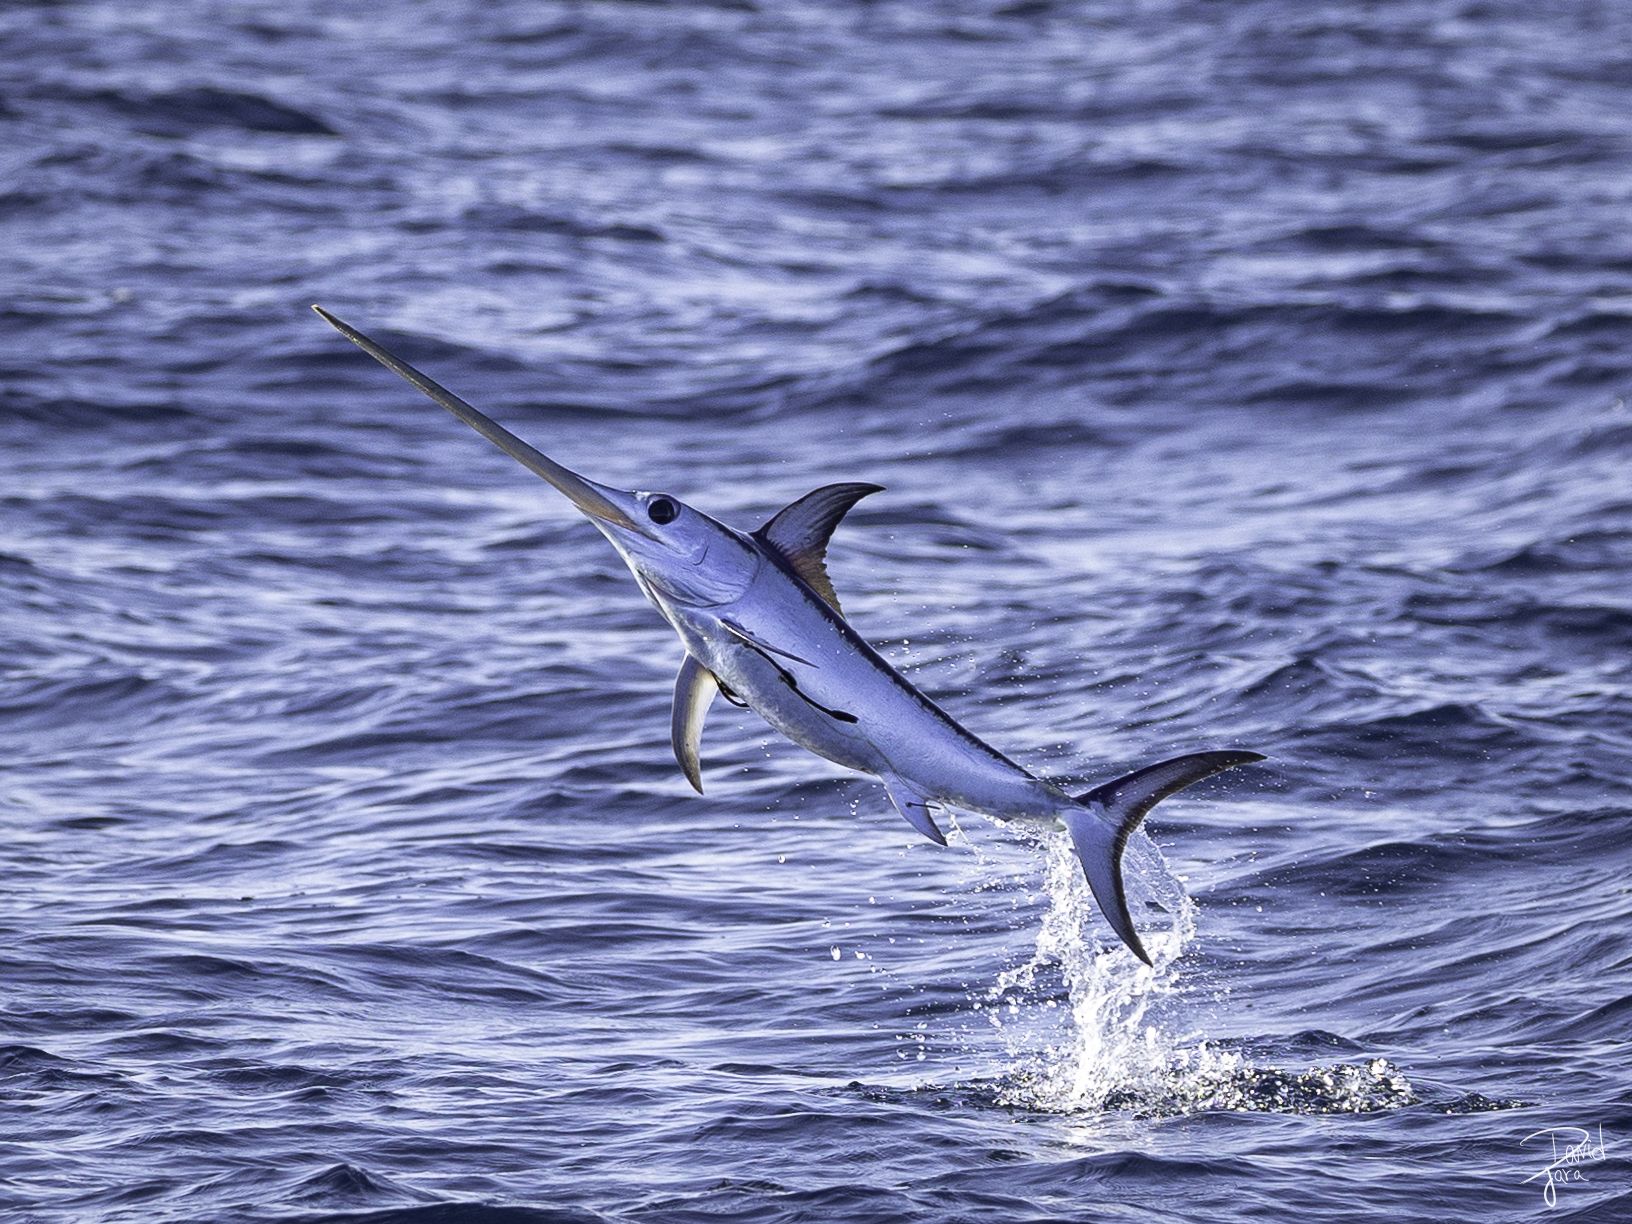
[{"x1": 1061, "y1": 750, "x2": 1265, "y2": 965}]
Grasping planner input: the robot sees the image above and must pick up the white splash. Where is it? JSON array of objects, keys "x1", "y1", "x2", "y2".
[
  {"x1": 977, "y1": 830, "x2": 1417, "y2": 1116},
  {"x1": 981, "y1": 829, "x2": 1205, "y2": 1110}
]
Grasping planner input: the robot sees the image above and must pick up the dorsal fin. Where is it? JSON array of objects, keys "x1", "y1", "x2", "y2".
[{"x1": 753, "y1": 483, "x2": 882, "y2": 613}]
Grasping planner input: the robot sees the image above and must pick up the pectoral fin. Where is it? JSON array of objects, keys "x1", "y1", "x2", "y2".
[
  {"x1": 720, "y1": 618, "x2": 816, "y2": 667},
  {"x1": 671, "y1": 655, "x2": 720, "y2": 794},
  {"x1": 882, "y1": 775, "x2": 947, "y2": 846}
]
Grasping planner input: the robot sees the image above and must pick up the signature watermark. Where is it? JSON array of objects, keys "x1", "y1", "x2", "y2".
[{"x1": 1521, "y1": 1125, "x2": 1608, "y2": 1207}]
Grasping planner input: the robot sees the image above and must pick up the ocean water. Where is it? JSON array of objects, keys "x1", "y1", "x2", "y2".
[{"x1": 3, "y1": 1, "x2": 1631, "y2": 1220}]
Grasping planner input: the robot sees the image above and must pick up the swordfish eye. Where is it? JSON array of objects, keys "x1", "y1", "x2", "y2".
[{"x1": 646, "y1": 495, "x2": 680, "y2": 525}]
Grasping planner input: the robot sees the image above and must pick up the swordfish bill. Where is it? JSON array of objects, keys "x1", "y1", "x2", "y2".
[{"x1": 314, "y1": 305, "x2": 1265, "y2": 965}]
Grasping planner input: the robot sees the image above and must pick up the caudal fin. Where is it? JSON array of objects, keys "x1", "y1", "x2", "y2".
[{"x1": 1061, "y1": 750, "x2": 1265, "y2": 965}]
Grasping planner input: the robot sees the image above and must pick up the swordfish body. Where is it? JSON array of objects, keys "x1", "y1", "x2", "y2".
[{"x1": 315, "y1": 306, "x2": 1263, "y2": 964}]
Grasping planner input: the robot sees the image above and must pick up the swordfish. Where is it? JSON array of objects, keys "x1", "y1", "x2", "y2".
[{"x1": 314, "y1": 306, "x2": 1263, "y2": 964}]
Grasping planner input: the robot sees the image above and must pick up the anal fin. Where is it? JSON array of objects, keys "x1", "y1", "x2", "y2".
[{"x1": 882, "y1": 776, "x2": 947, "y2": 846}]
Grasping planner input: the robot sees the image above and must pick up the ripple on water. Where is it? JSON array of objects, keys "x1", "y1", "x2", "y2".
[{"x1": 5, "y1": 0, "x2": 1630, "y2": 1221}]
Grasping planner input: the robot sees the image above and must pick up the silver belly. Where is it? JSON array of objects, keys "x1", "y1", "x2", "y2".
[{"x1": 695, "y1": 631, "x2": 883, "y2": 776}]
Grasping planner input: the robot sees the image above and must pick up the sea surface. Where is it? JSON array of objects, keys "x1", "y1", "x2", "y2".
[{"x1": 3, "y1": 1, "x2": 1631, "y2": 1220}]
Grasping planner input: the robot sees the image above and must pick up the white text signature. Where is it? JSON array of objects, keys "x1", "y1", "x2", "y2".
[{"x1": 1520, "y1": 1125, "x2": 1607, "y2": 1208}]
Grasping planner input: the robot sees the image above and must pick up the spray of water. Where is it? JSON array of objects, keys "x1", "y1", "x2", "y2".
[
  {"x1": 978, "y1": 830, "x2": 1416, "y2": 1116},
  {"x1": 980, "y1": 829, "x2": 1198, "y2": 1109}
]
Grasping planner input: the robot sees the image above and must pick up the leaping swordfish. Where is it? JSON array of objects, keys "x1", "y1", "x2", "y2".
[{"x1": 314, "y1": 306, "x2": 1263, "y2": 964}]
